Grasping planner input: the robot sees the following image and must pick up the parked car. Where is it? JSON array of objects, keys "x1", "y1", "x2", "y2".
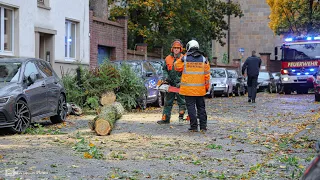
[
  {"x1": 115, "y1": 60, "x2": 163, "y2": 108},
  {"x1": 227, "y1": 69, "x2": 246, "y2": 96},
  {"x1": 257, "y1": 71, "x2": 276, "y2": 92},
  {"x1": 0, "y1": 58, "x2": 67, "y2": 133},
  {"x1": 206, "y1": 74, "x2": 214, "y2": 98},
  {"x1": 271, "y1": 72, "x2": 282, "y2": 93},
  {"x1": 210, "y1": 68, "x2": 233, "y2": 97},
  {"x1": 149, "y1": 59, "x2": 165, "y2": 79}
]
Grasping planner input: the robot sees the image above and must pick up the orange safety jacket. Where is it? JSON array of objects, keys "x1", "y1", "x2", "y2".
[{"x1": 174, "y1": 55, "x2": 210, "y2": 96}]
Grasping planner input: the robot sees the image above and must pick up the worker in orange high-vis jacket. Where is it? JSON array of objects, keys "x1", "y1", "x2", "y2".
[
  {"x1": 157, "y1": 39, "x2": 187, "y2": 124},
  {"x1": 174, "y1": 40, "x2": 210, "y2": 132}
]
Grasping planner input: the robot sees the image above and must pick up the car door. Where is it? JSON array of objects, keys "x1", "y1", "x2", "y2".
[
  {"x1": 23, "y1": 61, "x2": 48, "y2": 117},
  {"x1": 36, "y1": 60, "x2": 60, "y2": 113},
  {"x1": 143, "y1": 61, "x2": 158, "y2": 101}
]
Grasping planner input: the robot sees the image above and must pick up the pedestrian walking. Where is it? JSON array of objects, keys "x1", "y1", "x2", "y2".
[
  {"x1": 157, "y1": 40, "x2": 187, "y2": 124},
  {"x1": 242, "y1": 50, "x2": 262, "y2": 103},
  {"x1": 174, "y1": 40, "x2": 210, "y2": 132}
]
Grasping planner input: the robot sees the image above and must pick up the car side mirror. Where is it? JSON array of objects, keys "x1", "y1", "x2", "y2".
[
  {"x1": 146, "y1": 71, "x2": 153, "y2": 77},
  {"x1": 27, "y1": 73, "x2": 37, "y2": 85}
]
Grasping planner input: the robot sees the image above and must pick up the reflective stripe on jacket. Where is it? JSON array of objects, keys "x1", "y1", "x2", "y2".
[{"x1": 174, "y1": 55, "x2": 210, "y2": 96}]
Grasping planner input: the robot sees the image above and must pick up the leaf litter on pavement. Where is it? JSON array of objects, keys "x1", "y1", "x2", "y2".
[{"x1": 0, "y1": 93, "x2": 319, "y2": 179}]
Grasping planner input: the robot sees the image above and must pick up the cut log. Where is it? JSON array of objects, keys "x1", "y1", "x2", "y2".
[
  {"x1": 94, "y1": 118, "x2": 111, "y2": 136},
  {"x1": 89, "y1": 102, "x2": 125, "y2": 136},
  {"x1": 100, "y1": 91, "x2": 116, "y2": 106},
  {"x1": 112, "y1": 102, "x2": 125, "y2": 119}
]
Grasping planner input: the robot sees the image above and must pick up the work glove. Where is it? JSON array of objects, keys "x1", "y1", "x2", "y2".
[{"x1": 176, "y1": 83, "x2": 181, "y2": 88}]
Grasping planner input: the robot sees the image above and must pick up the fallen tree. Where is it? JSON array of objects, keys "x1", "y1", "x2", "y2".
[{"x1": 88, "y1": 102, "x2": 124, "y2": 136}]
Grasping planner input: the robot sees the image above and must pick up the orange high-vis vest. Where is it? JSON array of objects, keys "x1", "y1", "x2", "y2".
[
  {"x1": 174, "y1": 55, "x2": 210, "y2": 96},
  {"x1": 165, "y1": 54, "x2": 184, "y2": 71}
]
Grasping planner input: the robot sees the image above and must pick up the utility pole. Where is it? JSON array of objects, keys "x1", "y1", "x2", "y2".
[{"x1": 227, "y1": 0, "x2": 231, "y2": 64}]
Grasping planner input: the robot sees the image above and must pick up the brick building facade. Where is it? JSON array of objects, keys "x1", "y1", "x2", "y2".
[
  {"x1": 89, "y1": 10, "x2": 127, "y2": 69},
  {"x1": 212, "y1": 0, "x2": 281, "y2": 72}
]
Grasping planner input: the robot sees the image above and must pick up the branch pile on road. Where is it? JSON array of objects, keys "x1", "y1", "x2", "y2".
[{"x1": 88, "y1": 91, "x2": 125, "y2": 136}]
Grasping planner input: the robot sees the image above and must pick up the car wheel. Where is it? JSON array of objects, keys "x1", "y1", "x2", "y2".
[
  {"x1": 50, "y1": 94, "x2": 67, "y2": 124},
  {"x1": 235, "y1": 86, "x2": 241, "y2": 96},
  {"x1": 208, "y1": 88, "x2": 214, "y2": 98},
  {"x1": 315, "y1": 94, "x2": 320, "y2": 102},
  {"x1": 224, "y1": 88, "x2": 229, "y2": 97},
  {"x1": 10, "y1": 100, "x2": 31, "y2": 133},
  {"x1": 139, "y1": 94, "x2": 147, "y2": 110},
  {"x1": 154, "y1": 92, "x2": 163, "y2": 107},
  {"x1": 284, "y1": 87, "x2": 291, "y2": 95}
]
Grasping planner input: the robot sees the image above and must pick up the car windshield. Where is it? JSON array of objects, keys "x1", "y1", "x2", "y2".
[
  {"x1": 282, "y1": 43, "x2": 320, "y2": 60},
  {"x1": 258, "y1": 72, "x2": 270, "y2": 80},
  {"x1": 125, "y1": 62, "x2": 143, "y2": 76},
  {"x1": 149, "y1": 61, "x2": 163, "y2": 75},
  {"x1": 0, "y1": 62, "x2": 22, "y2": 82},
  {"x1": 211, "y1": 69, "x2": 226, "y2": 78},
  {"x1": 227, "y1": 70, "x2": 238, "y2": 78}
]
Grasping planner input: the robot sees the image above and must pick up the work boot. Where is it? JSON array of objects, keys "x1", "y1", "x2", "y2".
[
  {"x1": 157, "y1": 115, "x2": 170, "y2": 124},
  {"x1": 188, "y1": 128, "x2": 198, "y2": 132},
  {"x1": 248, "y1": 99, "x2": 251, "y2": 103}
]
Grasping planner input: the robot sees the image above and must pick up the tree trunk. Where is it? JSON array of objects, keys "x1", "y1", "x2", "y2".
[
  {"x1": 88, "y1": 102, "x2": 125, "y2": 136},
  {"x1": 100, "y1": 91, "x2": 116, "y2": 106}
]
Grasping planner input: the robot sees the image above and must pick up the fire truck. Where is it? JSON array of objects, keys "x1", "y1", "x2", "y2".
[{"x1": 276, "y1": 36, "x2": 320, "y2": 94}]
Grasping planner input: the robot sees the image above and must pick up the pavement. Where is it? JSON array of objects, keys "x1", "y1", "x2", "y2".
[{"x1": 0, "y1": 92, "x2": 319, "y2": 179}]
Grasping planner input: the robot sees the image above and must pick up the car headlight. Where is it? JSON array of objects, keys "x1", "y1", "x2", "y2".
[
  {"x1": 0, "y1": 96, "x2": 11, "y2": 104},
  {"x1": 217, "y1": 83, "x2": 226, "y2": 87},
  {"x1": 262, "y1": 81, "x2": 269, "y2": 85}
]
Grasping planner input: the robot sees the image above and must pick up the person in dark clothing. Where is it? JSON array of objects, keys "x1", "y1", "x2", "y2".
[
  {"x1": 242, "y1": 50, "x2": 262, "y2": 103},
  {"x1": 174, "y1": 40, "x2": 210, "y2": 132}
]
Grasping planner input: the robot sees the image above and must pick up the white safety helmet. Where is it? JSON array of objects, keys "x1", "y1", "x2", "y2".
[{"x1": 186, "y1": 40, "x2": 199, "y2": 52}]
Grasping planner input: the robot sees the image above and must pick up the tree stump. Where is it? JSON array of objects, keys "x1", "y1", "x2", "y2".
[{"x1": 100, "y1": 91, "x2": 116, "y2": 106}]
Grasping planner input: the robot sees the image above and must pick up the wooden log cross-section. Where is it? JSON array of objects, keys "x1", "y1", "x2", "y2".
[{"x1": 88, "y1": 102, "x2": 125, "y2": 136}]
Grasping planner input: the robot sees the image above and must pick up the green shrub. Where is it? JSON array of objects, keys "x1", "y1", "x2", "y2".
[
  {"x1": 115, "y1": 64, "x2": 146, "y2": 111},
  {"x1": 61, "y1": 61, "x2": 146, "y2": 111}
]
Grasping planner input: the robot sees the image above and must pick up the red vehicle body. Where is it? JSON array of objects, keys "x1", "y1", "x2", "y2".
[{"x1": 278, "y1": 36, "x2": 320, "y2": 95}]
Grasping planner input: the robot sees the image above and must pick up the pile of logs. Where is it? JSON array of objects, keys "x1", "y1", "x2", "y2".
[{"x1": 88, "y1": 91, "x2": 124, "y2": 136}]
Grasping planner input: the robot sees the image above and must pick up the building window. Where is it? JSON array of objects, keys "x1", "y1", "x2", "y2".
[
  {"x1": 65, "y1": 21, "x2": 76, "y2": 60},
  {"x1": 0, "y1": 6, "x2": 14, "y2": 53},
  {"x1": 37, "y1": 0, "x2": 50, "y2": 8},
  {"x1": 37, "y1": 0, "x2": 45, "y2": 5}
]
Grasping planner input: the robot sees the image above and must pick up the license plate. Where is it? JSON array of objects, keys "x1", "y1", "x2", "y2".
[{"x1": 297, "y1": 76, "x2": 307, "y2": 80}]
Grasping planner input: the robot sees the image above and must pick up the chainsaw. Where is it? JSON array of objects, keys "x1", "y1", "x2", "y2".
[{"x1": 155, "y1": 80, "x2": 180, "y2": 93}]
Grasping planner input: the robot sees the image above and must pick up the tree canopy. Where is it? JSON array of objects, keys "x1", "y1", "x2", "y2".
[
  {"x1": 267, "y1": 0, "x2": 320, "y2": 35},
  {"x1": 109, "y1": 0, "x2": 242, "y2": 56}
]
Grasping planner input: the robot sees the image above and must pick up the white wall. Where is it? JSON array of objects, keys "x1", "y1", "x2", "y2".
[{"x1": 0, "y1": 0, "x2": 89, "y2": 65}]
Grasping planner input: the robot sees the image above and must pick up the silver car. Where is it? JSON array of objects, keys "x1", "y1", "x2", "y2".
[
  {"x1": 0, "y1": 58, "x2": 67, "y2": 133},
  {"x1": 210, "y1": 68, "x2": 233, "y2": 97}
]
